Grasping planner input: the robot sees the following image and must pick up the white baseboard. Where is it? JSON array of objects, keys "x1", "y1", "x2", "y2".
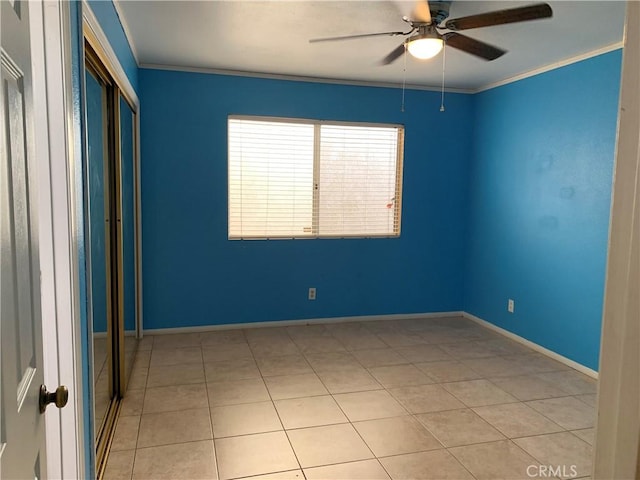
[
  {"x1": 142, "y1": 311, "x2": 464, "y2": 336},
  {"x1": 93, "y1": 330, "x2": 137, "y2": 338},
  {"x1": 141, "y1": 310, "x2": 597, "y2": 378},
  {"x1": 463, "y1": 312, "x2": 598, "y2": 379}
]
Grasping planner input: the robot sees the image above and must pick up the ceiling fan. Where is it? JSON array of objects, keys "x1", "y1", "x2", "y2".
[{"x1": 309, "y1": 1, "x2": 553, "y2": 64}]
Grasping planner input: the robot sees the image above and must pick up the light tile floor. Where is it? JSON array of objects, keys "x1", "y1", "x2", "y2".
[{"x1": 104, "y1": 316, "x2": 596, "y2": 480}]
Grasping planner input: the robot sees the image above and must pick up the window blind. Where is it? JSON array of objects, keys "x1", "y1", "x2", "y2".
[
  {"x1": 318, "y1": 124, "x2": 401, "y2": 236},
  {"x1": 228, "y1": 116, "x2": 404, "y2": 239},
  {"x1": 228, "y1": 119, "x2": 314, "y2": 238}
]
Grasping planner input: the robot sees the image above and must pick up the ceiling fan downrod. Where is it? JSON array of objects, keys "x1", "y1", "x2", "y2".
[{"x1": 440, "y1": 38, "x2": 446, "y2": 112}]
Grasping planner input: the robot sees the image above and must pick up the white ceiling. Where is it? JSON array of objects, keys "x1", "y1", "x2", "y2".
[{"x1": 116, "y1": 0, "x2": 626, "y2": 90}]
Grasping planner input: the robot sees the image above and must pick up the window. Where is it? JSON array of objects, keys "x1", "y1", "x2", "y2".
[{"x1": 228, "y1": 116, "x2": 404, "y2": 239}]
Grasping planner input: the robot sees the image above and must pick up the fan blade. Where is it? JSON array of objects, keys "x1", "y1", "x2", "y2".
[
  {"x1": 443, "y1": 32, "x2": 506, "y2": 61},
  {"x1": 309, "y1": 31, "x2": 406, "y2": 43},
  {"x1": 412, "y1": 0, "x2": 432, "y2": 23},
  {"x1": 444, "y1": 3, "x2": 552, "y2": 31},
  {"x1": 382, "y1": 42, "x2": 407, "y2": 65}
]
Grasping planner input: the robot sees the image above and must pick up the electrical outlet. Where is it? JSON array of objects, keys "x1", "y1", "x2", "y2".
[
  {"x1": 508, "y1": 299, "x2": 515, "y2": 313},
  {"x1": 308, "y1": 287, "x2": 316, "y2": 300}
]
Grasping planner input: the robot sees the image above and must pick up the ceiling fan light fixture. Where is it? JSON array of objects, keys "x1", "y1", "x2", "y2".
[{"x1": 407, "y1": 36, "x2": 444, "y2": 59}]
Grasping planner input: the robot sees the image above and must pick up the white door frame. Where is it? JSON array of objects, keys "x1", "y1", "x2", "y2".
[
  {"x1": 594, "y1": 1, "x2": 640, "y2": 478},
  {"x1": 31, "y1": 1, "x2": 85, "y2": 478}
]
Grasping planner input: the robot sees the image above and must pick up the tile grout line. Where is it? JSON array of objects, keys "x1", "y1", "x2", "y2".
[
  {"x1": 252, "y1": 336, "x2": 308, "y2": 480},
  {"x1": 127, "y1": 342, "x2": 151, "y2": 480},
  {"x1": 199, "y1": 342, "x2": 221, "y2": 480}
]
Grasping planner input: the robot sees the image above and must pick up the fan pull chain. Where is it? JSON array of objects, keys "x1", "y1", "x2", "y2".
[
  {"x1": 440, "y1": 40, "x2": 446, "y2": 112},
  {"x1": 401, "y1": 43, "x2": 408, "y2": 112}
]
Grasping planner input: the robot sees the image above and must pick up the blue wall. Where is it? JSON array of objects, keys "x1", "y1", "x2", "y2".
[
  {"x1": 464, "y1": 50, "x2": 622, "y2": 370},
  {"x1": 87, "y1": 0, "x2": 138, "y2": 91},
  {"x1": 139, "y1": 69, "x2": 474, "y2": 330}
]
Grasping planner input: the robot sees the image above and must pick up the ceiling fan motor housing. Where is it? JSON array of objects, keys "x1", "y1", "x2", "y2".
[{"x1": 414, "y1": 24, "x2": 439, "y2": 38}]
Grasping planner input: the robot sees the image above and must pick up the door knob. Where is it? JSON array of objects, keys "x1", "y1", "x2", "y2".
[{"x1": 39, "y1": 385, "x2": 69, "y2": 413}]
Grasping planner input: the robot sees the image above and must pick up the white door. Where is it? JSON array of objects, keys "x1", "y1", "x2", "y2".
[{"x1": 1, "y1": 0, "x2": 59, "y2": 477}]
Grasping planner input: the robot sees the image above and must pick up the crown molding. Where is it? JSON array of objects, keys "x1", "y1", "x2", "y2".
[
  {"x1": 475, "y1": 42, "x2": 624, "y2": 93},
  {"x1": 111, "y1": 0, "x2": 140, "y2": 66},
  {"x1": 138, "y1": 62, "x2": 474, "y2": 94},
  {"x1": 82, "y1": 0, "x2": 138, "y2": 106},
  {"x1": 139, "y1": 40, "x2": 623, "y2": 95}
]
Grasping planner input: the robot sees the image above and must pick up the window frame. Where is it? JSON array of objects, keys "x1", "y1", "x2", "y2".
[{"x1": 228, "y1": 115, "x2": 405, "y2": 240}]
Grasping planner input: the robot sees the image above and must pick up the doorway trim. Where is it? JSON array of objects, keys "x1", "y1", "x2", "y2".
[
  {"x1": 594, "y1": 1, "x2": 640, "y2": 477},
  {"x1": 29, "y1": 1, "x2": 86, "y2": 478}
]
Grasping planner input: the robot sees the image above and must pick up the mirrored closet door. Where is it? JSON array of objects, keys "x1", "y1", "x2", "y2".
[
  {"x1": 84, "y1": 40, "x2": 140, "y2": 475},
  {"x1": 119, "y1": 94, "x2": 139, "y2": 392}
]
